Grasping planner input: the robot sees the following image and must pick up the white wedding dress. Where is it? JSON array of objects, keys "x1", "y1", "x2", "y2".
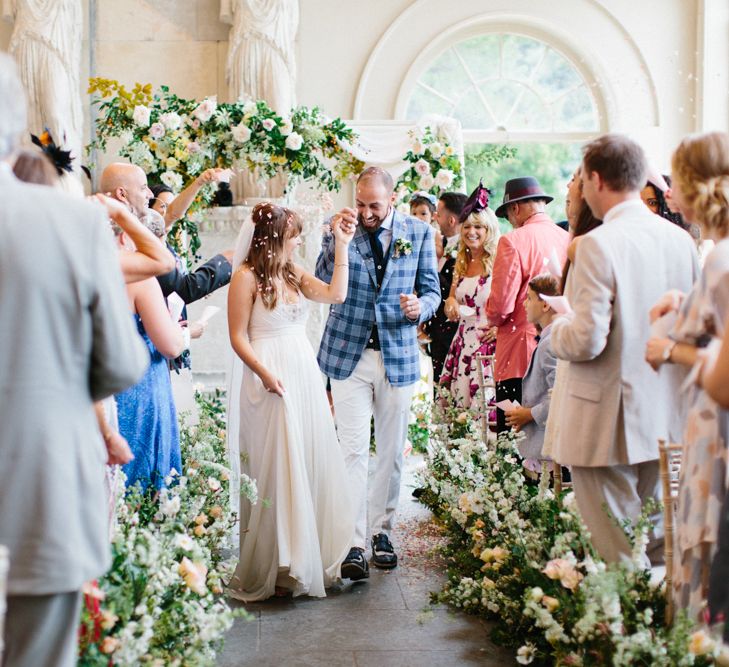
[{"x1": 227, "y1": 293, "x2": 353, "y2": 601}]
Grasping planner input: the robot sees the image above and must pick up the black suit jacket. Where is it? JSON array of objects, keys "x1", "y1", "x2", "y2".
[
  {"x1": 424, "y1": 255, "x2": 459, "y2": 378},
  {"x1": 157, "y1": 253, "x2": 232, "y2": 304}
]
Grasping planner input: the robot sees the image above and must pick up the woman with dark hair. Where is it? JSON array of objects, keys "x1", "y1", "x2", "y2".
[
  {"x1": 227, "y1": 202, "x2": 355, "y2": 601},
  {"x1": 641, "y1": 177, "x2": 687, "y2": 228}
]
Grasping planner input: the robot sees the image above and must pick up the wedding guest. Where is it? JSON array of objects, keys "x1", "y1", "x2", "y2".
[
  {"x1": 0, "y1": 53, "x2": 148, "y2": 667},
  {"x1": 316, "y1": 167, "x2": 440, "y2": 577},
  {"x1": 703, "y1": 321, "x2": 729, "y2": 639},
  {"x1": 151, "y1": 167, "x2": 230, "y2": 228},
  {"x1": 641, "y1": 169, "x2": 687, "y2": 228},
  {"x1": 99, "y1": 161, "x2": 154, "y2": 218},
  {"x1": 409, "y1": 191, "x2": 436, "y2": 225},
  {"x1": 439, "y1": 184, "x2": 499, "y2": 411},
  {"x1": 227, "y1": 203, "x2": 354, "y2": 601},
  {"x1": 113, "y1": 222, "x2": 186, "y2": 490},
  {"x1": 505, "y1": 274, "x2": 560, "y2": 470},
  {"x1": 487, "y1": 177, "x2": 569, "y2": 432},
  {"x1": 550, "y1": 133, "x2": 699, "y2": 565},
  {"x1": 423, "y1": 191, "x2": 467, "y2": 383},
  {"x1": 644, "y1": 131, "x2": 729, "y2": 619},
  {"x1": 542, "y1": 170, "x2": 601, "y2": 463}
]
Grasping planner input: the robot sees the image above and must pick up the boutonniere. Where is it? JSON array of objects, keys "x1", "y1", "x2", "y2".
[{"x1": 392, "y1": 238, "x2": 413, "y2": 259}]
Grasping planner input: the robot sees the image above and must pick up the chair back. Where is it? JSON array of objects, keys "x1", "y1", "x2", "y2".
[
  {"x1": 659, "y1": 438, "x2": 684, "y2": 625},
  {"x1": 474, "y1": 354, "x2": 496, "y2": 442}
]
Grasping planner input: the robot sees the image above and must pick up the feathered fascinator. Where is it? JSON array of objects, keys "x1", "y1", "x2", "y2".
[
  {"x1": 30, "y1": 130, "x2": 90, "y2": 179},
  {"x1": 459, "y1": 180, "x2": 491, "y2": 223}
]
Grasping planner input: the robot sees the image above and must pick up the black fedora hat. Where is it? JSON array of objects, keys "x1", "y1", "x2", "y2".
[{"x1": 495, "y1": 177, "x2": 553, "y2": 219}]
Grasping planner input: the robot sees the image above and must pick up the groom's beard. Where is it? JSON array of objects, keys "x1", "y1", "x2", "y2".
[{"x1": 358, "y1": 206, "x2": 391, "y2": 230}]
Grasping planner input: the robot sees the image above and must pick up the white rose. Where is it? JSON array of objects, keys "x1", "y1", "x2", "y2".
[
  {"x1": 285, "y1": 132, "x2": 304, "y2": 151},
  {"x1": 435, "y1": 169, "x2": 455, "y2": 189},
  {"x1": 132, "y1": 105, "x2": 151, "y2": 127},
  {"x1": 430, "y1": 141, "x2": 444, "y2": 157},
  {"x1": 242, "y1": 100, "x2": 257, "y2": 115},
  {"x1": 159, "y1": 112, "x2": 181, "y2": 130},
  {"x1": 232, "y1": 123, "x2": 252, "y2": 143},
  {"x1": 418, "y1": 174, "x2": 435, "y2": 190},
  {"x1": 207, "y1": 476, "x2": 221, "y2": 492},
  {"x1": 414, "y1": 158, "x2": 430, "y2": 176},
  {"x1": 174, "y1": 533, "x2": 195, "y2": 551},
  {"x1": 161, "y1": 495, "x2": 181, "y2": 517},
  {"x1": 262, "y1": 118, "x2": 276, "y2": 131},
  {"x1": 279, "y1": 118, "x2": 293, "y2": 136},
  {"x1": 411, "y1": 138, "x2": 425, "y2": 156},
  {"x1": 192, "y1": 96, "x2": 217, "y2": 123},
  {"x1": 160, "y1": 171, "x2": 183, "y2": 192}
]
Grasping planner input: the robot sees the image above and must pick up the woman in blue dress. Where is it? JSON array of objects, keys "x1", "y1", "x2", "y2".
[{"x1": 114, "y1": 220, "x2": 185, "y2": 490}]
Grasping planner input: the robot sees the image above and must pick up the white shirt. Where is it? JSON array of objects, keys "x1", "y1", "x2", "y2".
[
  {"x1": 438, "y1": 233, "x2": 460, "y2": 271},
  {"x1": 375, "y1": 207, "x2": 395, "y2": 255}
]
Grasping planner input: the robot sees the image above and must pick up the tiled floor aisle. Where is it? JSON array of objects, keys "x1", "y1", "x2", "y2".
[{"x1": 217, "y1": 454, "x2": 515, "y2": 667}]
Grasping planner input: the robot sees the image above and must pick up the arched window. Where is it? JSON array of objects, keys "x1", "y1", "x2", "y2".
[
  {"x1": 405, "y1": 33, "x2": 600, "y2": 136},
  {"x1": 403, "y1": 32, "x2": 603, "y2": 220}
]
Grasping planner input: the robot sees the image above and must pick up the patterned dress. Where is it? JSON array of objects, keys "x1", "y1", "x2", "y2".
[
  {"x1": 440, "y1": 274, "x2": 496, "y2": 414},
  {"x1": 672, "y1": 238, "x2": 729, "y2": 620}
]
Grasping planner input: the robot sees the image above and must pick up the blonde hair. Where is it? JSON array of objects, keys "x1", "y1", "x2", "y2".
[
  {"x1": 672, "y1": 131, "x2": 729, "y2": 237},
  {"x1": 454, "y1": 208, "x2": 500, "y2": 278}
]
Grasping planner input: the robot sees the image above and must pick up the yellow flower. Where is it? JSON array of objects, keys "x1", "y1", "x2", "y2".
[
  {"x1": 474, "y1": 519, "x2": 485, "y2": 529},
  {"x1": 542, "y1": 596, "x2": 560, "y2": 612},
  {"x1": 481, "y1": 577, "x2": 496, "y2": 590},
  {"x1": 174, "y1": 148, "x2": 190, "y2": 162},
  {"x1": 165, "y1": 157, "x2": 179, "y2": 170},
  {"x1": 439, "y1": 156, "x2": 448, "y2": 166},
  {"x1": 193, "y1": 524, "x2": 207, "y2": 537},
  {"x1": 445, "y1": 146, "x2": 455, "y2": 156},
  {"x1": 100, "y1": 610, "x2": 118, "y2": 630},
  {"x1": 194, "y1": 513, "x2": 209, "y2": 525},
  {"x1": 178, "y1": 557, "x2": 208, "y2": 595},
  {"x1": 688, "y1": 630, "x2": 715, "y2": 656},
  {"x1": 209, "y1": 505, "x2": 223, "y2": 519}
]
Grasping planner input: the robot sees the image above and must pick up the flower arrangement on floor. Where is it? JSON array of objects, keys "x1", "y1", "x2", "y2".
[
  {"x1": 78, "y1": 391, "x2": 256, "y2": 666},
  {"x1": 87, "y1": 78, "x2": 363, "y2": 261},
  {"x1": 395, "y1": 127, "x2": 464, "y2": 205},
  {"x1": 417, "y1": 394, "x2": 717, "y2": 665}
]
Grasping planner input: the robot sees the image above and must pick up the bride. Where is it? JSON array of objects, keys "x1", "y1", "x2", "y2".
[{"x1": 227, "y1": 202, "x2": 355, "y2": 601}]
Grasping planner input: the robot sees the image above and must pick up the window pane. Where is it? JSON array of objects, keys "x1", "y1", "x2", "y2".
[
  {"x1": 406, "y1": 86, "x2": 454, "y2": 120},
  {"x1": 554, "y1": 87, "x2": 598, "y2": 131},
  {"x1": 507, "y1": 87, "x2": 551, "y2": 131},
  {"x1": 454, "y1": 34, "x2": 500, "y2": 78},
  {"x1": 501, "y1": 34, "x2": 545, "y2": 81},
  {"x1": 419, "y1": 48, "x2": 471, "y2": 102},
  {"x1": 451, "y1": 89, "x2": 494, "y2": 129},
  {"x1": 479, "y1": 80, "x2": 520, "y2": 128},
  {"x1": 533, "y1": 48, "x2": 583, "y2": 101}
]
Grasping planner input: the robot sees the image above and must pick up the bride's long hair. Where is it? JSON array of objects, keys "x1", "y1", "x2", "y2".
[{"x1": 245, "y1": 202, "x2": 303, "y2": 310}]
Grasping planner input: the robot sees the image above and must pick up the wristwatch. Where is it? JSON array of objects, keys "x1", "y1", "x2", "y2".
[{"x1": 661, "y1": 340, "x2": 677, "y2": 362}]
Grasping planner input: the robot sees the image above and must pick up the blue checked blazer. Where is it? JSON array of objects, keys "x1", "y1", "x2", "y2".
[{"x1": 316, "y1": 211, "x2": 440, "y2": 386}]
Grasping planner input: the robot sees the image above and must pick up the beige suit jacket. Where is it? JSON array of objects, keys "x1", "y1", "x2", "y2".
[
  {"x1": 0, "y1": 169, "x2": 148, "y2": 594},
  {"x1": 550, "y1": 199, "x2": 699, "y2": 467}
]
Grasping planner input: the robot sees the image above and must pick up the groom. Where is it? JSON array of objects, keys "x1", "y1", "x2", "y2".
[{"x1": 317, "y1": 167, "x2": 440, "y2": 579}]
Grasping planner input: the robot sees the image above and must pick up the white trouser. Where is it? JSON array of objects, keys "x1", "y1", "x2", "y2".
[{"x1": 331, "y1": 350, "x2": 415, "y2": 549}]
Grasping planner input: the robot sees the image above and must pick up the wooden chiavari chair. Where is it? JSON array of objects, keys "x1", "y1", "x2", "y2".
[
  {"x1": 658, "y1": 438, "x2": 684, "y2": 625},
  {"x1": 474, "y1": 354, "x2": 496, "y2": 443}
]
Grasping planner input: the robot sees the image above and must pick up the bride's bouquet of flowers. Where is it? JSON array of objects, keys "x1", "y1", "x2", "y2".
[{"x1": 395, "y1": 127, "x2": 463, "y2": 205}]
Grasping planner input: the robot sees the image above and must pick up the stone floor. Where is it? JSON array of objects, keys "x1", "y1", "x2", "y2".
[{"x1": 217, "y1": 455, "x2": 514, "y2": 667}]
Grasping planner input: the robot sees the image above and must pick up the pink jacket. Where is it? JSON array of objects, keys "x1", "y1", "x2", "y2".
[{"x1": 486, "y1": 213, "x2": 569, "y2": 382}]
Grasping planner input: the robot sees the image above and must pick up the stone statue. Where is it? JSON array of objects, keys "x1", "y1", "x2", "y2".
[
  {"x1": 221, "y1": 0, "x2": 298, "y2": 114},
  {"x1": 2, "y1": 0, "x2": 83, "y2": 168},
  {"x1": 221, "y1": 0, "x2": 299, "y2": 200}
]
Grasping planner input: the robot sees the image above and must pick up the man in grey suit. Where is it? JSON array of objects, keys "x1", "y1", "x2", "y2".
[
  {"x1": 0, "y1": 55, "x2": 148, "y2": 667},
  {"x1": 550, "y1": 134, "x2": 699, "y2": 564}
]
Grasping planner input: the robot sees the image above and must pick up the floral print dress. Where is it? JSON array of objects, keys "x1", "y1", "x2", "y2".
[
  {"x1": 671, "y1": 238, "x2": 729, "y2": 621},
  {"x1": 440, "y1": 274, "x2": 496, "y2": 414}
]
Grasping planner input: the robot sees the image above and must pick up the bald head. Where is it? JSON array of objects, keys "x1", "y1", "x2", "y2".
[
  {"x1": 99, "y1": 163, "x2": 153, "y2": 217},
  {"x1": 357, "y1": 166, "x2": 394, "y2": 193}
]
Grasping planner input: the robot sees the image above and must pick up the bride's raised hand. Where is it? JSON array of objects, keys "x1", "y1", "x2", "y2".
[
  {"x1": 332, "y1": 214, "x2": 356, "y2": 245},
  {"x1": 261, "y1": 370, "x2": 285, "y2": 396}
]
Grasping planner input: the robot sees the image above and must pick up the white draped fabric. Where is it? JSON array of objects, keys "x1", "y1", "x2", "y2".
[
  {"x1": 2, "y1": 0, "x2": 83, "y2": 166},
  {"x1": 346, "y1": 115, "x2": 466, "y2": 189}
]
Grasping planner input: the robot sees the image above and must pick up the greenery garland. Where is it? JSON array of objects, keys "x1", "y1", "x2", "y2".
[
  {"x1": 87, "y1": 79, "x2": 363, "y2": 263},
  {"x1": 417, "y1": 394, "x2": 718, "y2": 665}
]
